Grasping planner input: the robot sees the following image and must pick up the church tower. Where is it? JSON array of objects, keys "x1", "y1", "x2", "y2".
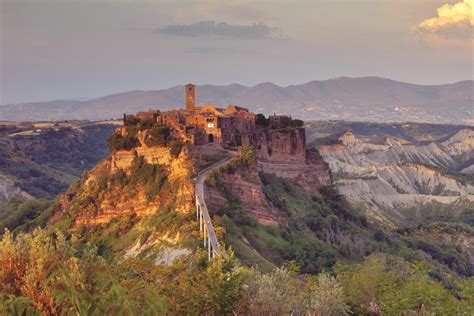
[{"x1": 185, "y1": 83, "x2": 195, "y2": 112}]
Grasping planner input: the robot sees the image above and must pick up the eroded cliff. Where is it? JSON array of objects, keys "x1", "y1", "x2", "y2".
[
  {"x1": 206, "y1": 127, "x2": 332, "y2": 226},
  {"x1": 317, "y1": 128, "x2": 474, "y2": 226},
  {"x1": 207, "y1": 165, "x2": 288, "y2": 227},
  {"x1": 56, "y1": 144, "x2": 195, "y2": 226},
  {"x1": 256, "y1": 128, "x2": 331, "y2": 194}
]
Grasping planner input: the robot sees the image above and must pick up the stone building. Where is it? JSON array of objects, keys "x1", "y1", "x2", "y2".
[
  {"x1": 268, "y1": 114, "x2": 292, "y2": 128},
  {"x1": 136, "y1": 109, "x2": 160, "y2": 120},
  {"x1": 185, "y1": 83, "x2": 196, "y2": 112},
  {"x1": 124, "y1": 83, "x2": 257, "y2": 146}
]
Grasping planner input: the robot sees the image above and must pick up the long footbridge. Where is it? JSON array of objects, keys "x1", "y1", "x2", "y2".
[{"x1": 195, "y1": 155, "x2": 235, "y2": 260}]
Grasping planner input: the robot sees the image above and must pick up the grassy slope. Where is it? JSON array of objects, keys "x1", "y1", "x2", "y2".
[{"x1": 209, "y1": 164, "x2": 472, "y2": 281}]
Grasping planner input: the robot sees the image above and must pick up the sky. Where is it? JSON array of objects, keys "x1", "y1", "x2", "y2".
[{"x1": 1, "y1": 0, "x2": 473, "y2": 104}]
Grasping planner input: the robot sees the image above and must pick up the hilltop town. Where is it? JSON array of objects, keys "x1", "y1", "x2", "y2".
[
  {"x1": 122, "y1": 83, "x2": 304, "y2": 148},
  {"x1": 116, "y1": 82, "x2": 331, "y2": 188}
]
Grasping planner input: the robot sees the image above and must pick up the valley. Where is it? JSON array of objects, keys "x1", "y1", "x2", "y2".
[{"x1": 308, "y1": 121, "x2": 474, "y2": 227}]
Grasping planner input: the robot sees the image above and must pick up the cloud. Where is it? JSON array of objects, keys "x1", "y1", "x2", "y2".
[
  {"x1": 414, "y1": 0, "x2": 473, "y2": 39},
  {"x1": 159, "y1": 21, "x2": 280, "y2": 40},
  {"x1": 174, "y1": 1, "x2": 268, "y2": 24}
]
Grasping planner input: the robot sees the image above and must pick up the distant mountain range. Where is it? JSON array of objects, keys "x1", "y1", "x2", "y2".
[{"x1": 1, "y1": 76, "x2": 473, "y2": 124}]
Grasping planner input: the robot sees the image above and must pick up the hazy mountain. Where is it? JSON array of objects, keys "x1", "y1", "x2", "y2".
[{"x1": 1, "y1": 77, "x2": 472, "y2": 124}]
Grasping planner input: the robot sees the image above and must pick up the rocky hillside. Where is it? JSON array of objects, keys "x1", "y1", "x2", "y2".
[
  {"x1": 28, "y1": 119, "x2": 201, "y2": 264},
  {"x1": 312, "y1": 124, "x2": 474, "y2": 227},
  {"x1": 205, "y1": 147, "x2": 473, "y2": 279},
  {"x1": 2, "y1": 77, "x2": 472, "y2": 124},
  {"x1": 59, "y1": 144, "x2": 195, "y2": 227},
  {"x1": 255, "y1": 128, "x2": 331, "y2": 193}
]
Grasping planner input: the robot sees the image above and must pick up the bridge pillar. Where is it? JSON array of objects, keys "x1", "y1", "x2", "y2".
[
  {"x1": 203, "y1": 222, "x2": 207, "y2": 247},
  {"x1": 208, "y1": 236, "x2": 211, "y2": 260},
  {"x1": 199, "y1": 209, "x2": 202, "y2": 233},
  {"x1": 196, "y1": 196, "x2": 199, "y2": 221}
]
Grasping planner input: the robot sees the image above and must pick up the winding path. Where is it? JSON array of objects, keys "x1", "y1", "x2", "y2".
[{"x1": 195, "y1": 154, "x2": 236, "y2": 259}]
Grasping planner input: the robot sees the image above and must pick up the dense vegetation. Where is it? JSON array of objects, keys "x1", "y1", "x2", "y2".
[
  {"x1": 0, "y1": 143, "x2": 70, "y2": 199},
  {"x1": 0, "y1": 198, "x2": 54, "y2": 233},
  {"x1": 1, "y1": 227, "x2": 472, "y2": 315},
  {"x1": 212, "y1": 172, "x2": 380, "y2": 274},
  {"x1": 255, "y1": 113, "x2": 304, "y2": 129},
  {"x1": 106, "y1": 128, "x2": 140, "y2": 151},
  {"x1": 0, "y1": 124, "x2": 115, "y2": 203},
  {"x1": 107, "y1": 117, "x2": 172, "y2": 151},
  {"x1": 17, "y1": 125, "x2": 116, "y2": 177},
  {"x1": 205, "y1": 156, "x2": 473, "y2": 311}
]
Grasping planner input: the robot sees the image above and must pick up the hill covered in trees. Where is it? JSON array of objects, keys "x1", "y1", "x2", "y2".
[{"x1": 0, "y1": 121, "x2": 117, "y2": 233}]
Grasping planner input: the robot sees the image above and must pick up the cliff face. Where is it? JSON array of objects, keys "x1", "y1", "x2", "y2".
[
  {"x1": 206, "y1": 127, "x2": 331, "y2": 226},
  {"x1": 256, "y1": 128, "x2": 331, "y2": 194},
  {"x1": 58, "y1": 145, "x2": 195, "y2": 226},
  {"x1": 256, "y1": 128, "x2": 306, "y2": 162},
  {"x1": 207, "y1": 167, "x2": 288, "y2": 226}
]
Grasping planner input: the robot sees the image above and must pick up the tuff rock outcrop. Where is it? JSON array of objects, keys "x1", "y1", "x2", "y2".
[{"x1": 256, "y1": 128, "x2": 331, "y2": 194}]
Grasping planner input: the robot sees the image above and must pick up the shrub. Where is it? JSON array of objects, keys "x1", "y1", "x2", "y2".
[
  {"x1": 169, "y1": 141, "x2": 184, "y2": 158},
  {"x1": 290, "y1": 119, "x2": 304, "y2": 128},
  {"x1": 239, "y1": 145, "x2": 256, "y2": 167},
  {"x1": 335, "y1": 253, "x2": 470, "y2": 315},
  {"x1": 303, "y1": 273, "x2": 349, "y2": 316},
  {"x1": 0, "y1": 228, "x2": 166, "y2": 315},
  {"x1": 255, "y1": 114, "x2": 269, "y2": 127},
  {"x1": 111, "y1": 169, "x2": 127, "y2": 186},
  {"x1": 128, "y1": 155, "x2": 168, "y2": 202},
  {"x1": 144, "y1": 125, "x2": 170, "y2": 147},
  {"x1": 137, "y1": 117, "x2": 155, "y2": 131},
  {"x1": 238, "y1": 268, "x2": 296, "y2": 315},
  {"x1": 124, "y1": 116, "x2": 140, "y2": 126},
  {"x1": 107, "y1": 133, "x2": 139, "y2": 151}
]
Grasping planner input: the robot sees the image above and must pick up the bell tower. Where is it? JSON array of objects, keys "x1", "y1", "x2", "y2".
[{"x1": 185, "y1": 83, "x2": 195, "y2": 112}]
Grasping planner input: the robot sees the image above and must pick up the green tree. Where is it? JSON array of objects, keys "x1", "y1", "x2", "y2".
[
  {"x1": 239, "y1": 145, "x2": 256, "y2": 167},
  {"x1": 336, "y1": 253, "x2": 470, "y2": 315},
  {"x1": 303, "y1": 273, "x2": 349, "y2": 316},
  {"x1": 238, "y1": 268, "x2": 301, "y2": 315}
]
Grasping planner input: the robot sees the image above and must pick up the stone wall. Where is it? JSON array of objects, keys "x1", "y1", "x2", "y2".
[{"x1": 110, "y1": 146, "x2": 171, "y2": 172}]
